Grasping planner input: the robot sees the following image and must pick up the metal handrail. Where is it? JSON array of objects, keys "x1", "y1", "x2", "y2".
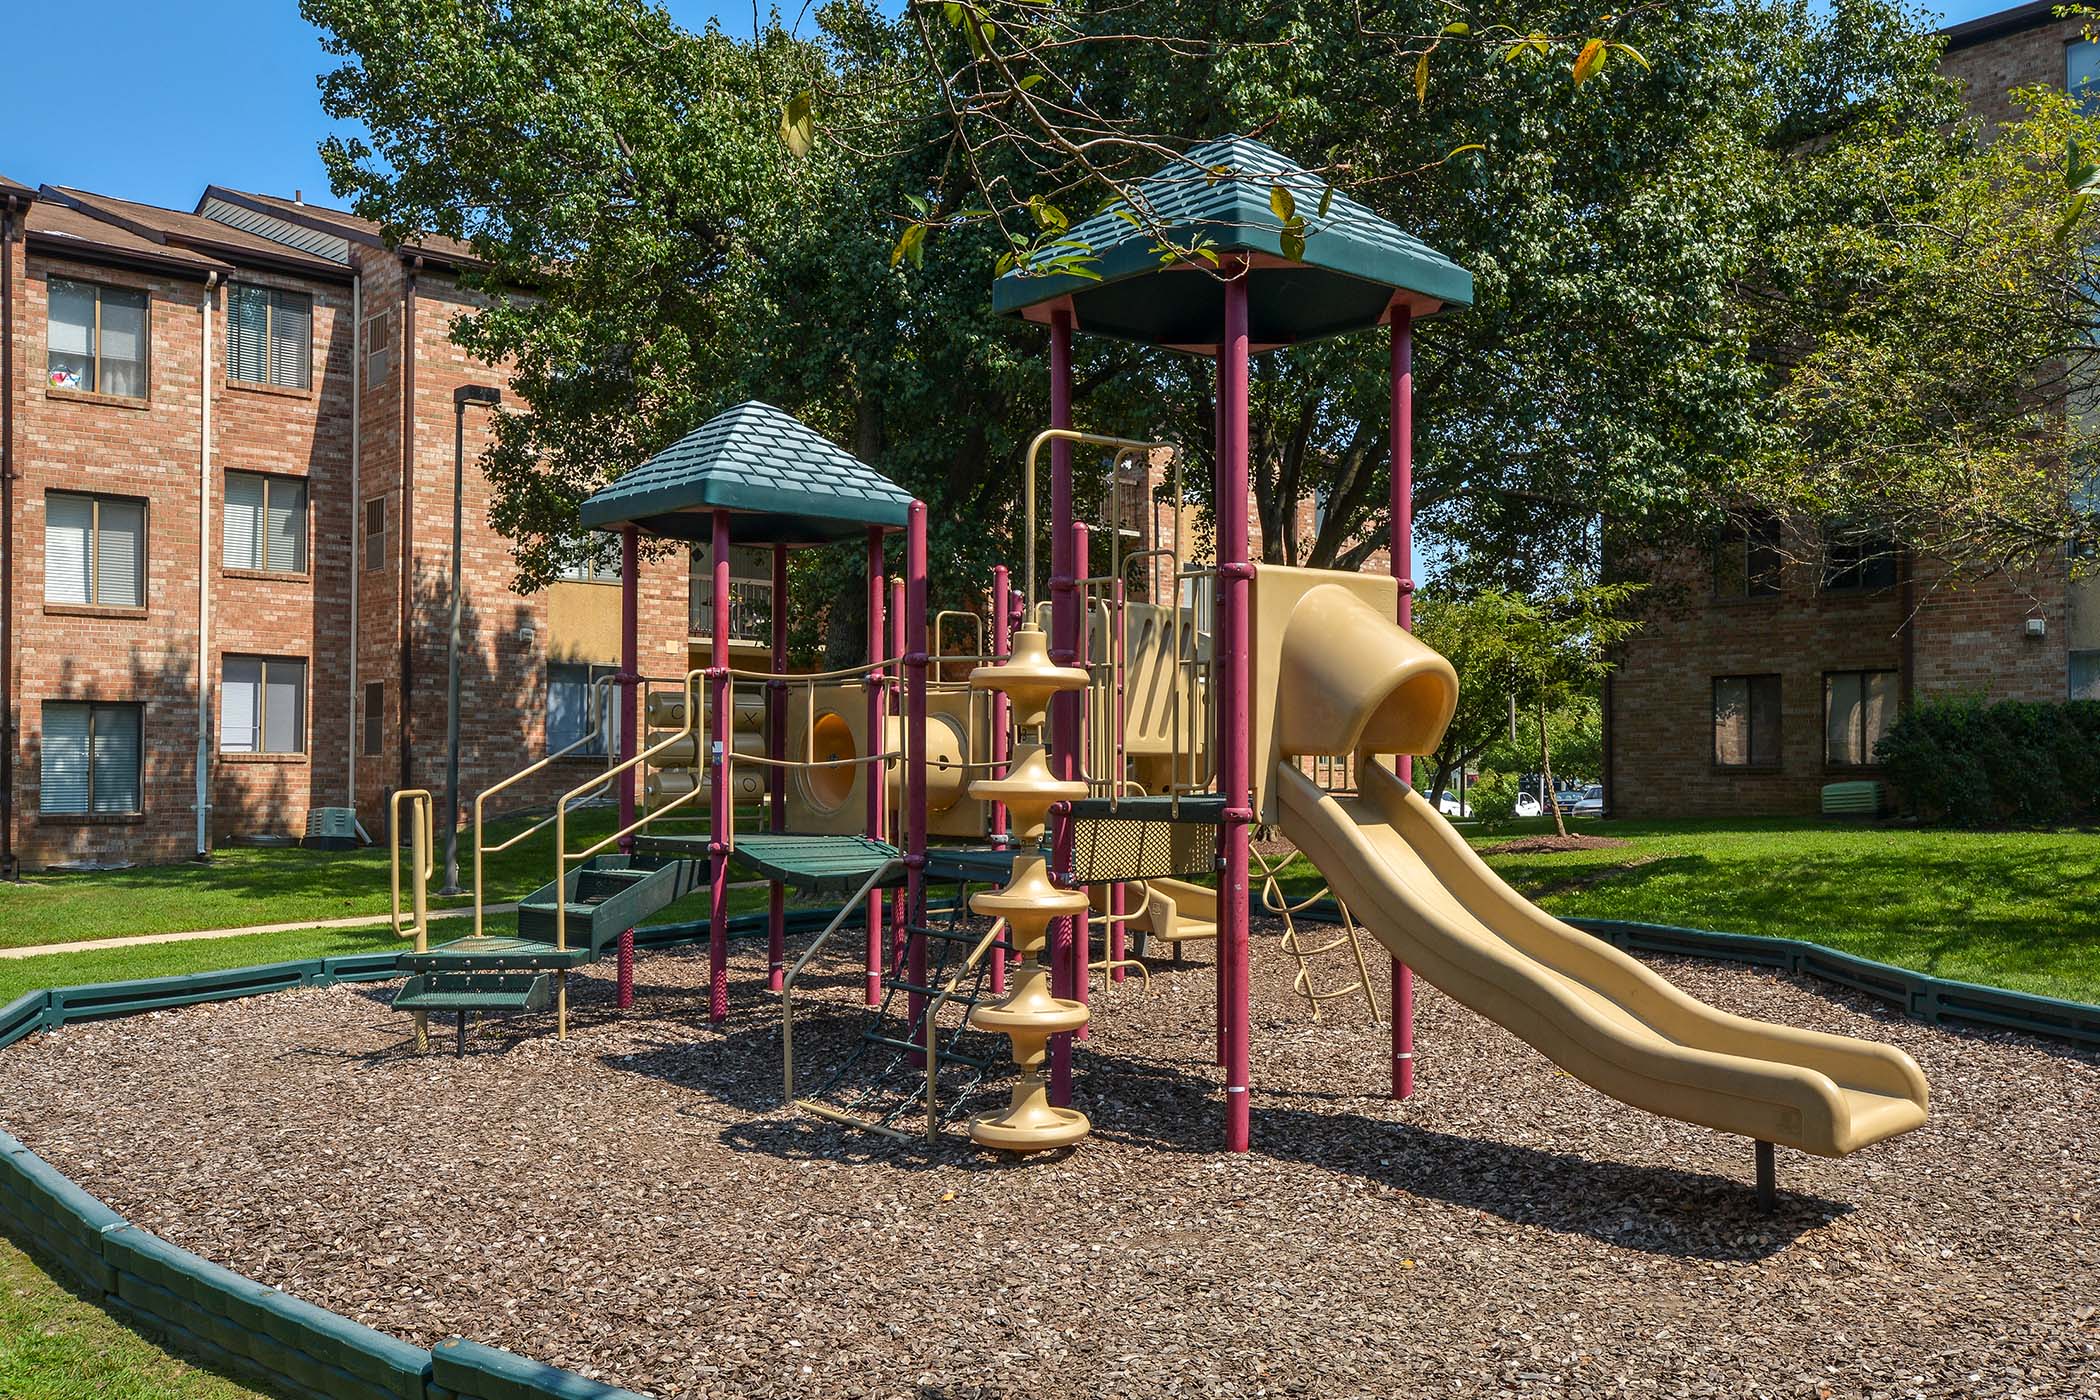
[
  {"x1": 921, "y1": 913, "x2": 1010, "y2": 1140},
  {"x1": 470, "y1": 675, "x2": 618, "y2": 938},
  {"x1": 389, "y1": 788, "x2": 435, "y2": 1053},
  {"x1": 552, "y1": 668, "x2": 707, "y2": 955},
  {"x1": 1021, "y1": 428, "x2": 1173, "y2": 609},
  {"x1": 389, "y1": 788, "x2": 434, "y2": 949},
  {"x1": 780, "y1": 860, "x2": 906, "y2": 1126}
]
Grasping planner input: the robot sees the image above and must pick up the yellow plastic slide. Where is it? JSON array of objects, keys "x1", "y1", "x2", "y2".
[{"x1": 1252, "y1": 566, "x2": 1928, "y2": 1159}]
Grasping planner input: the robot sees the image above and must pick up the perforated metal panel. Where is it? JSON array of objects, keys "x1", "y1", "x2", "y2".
[{"x1": 1069, "y1": 815, "x2": 1216, "y2": 882}]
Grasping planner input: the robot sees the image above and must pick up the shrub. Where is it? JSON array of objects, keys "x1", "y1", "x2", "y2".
[{"x1": 1876, "y1": 697, "x2": 2100, "y2": 827}]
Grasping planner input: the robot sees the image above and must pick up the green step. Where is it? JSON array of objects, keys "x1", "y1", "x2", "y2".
[
  {"x1": 515, "y1": 856, "x2": 707, "y2": 947},
  {"x1": 399, "y1": 935, "x2": 597, "y2": 973},
  {"x1": 392, "y1": 971, "x2": 552, "y2": 1014}
]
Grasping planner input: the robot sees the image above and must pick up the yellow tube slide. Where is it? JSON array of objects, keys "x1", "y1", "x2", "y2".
[{"x1": 1276, "y1": 759, "x2": 1928, "y2": 1156}]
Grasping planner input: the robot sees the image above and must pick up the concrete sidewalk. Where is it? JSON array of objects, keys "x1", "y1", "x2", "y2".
[
  {"x1": 0, "y1": 903, "x2": 517, "y2": 960},
  {"x1": 0, "y1": 878, "x2": 777, "y2": 961}
]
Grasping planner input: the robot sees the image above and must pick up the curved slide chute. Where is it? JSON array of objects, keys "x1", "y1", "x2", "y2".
[{"x1": 1258, "y1": 568, "x2": 1929, "y2": 1158}]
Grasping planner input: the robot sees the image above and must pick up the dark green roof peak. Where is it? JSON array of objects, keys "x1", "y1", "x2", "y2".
[
  {"x1": 578, "y1": 400, "x2": 914, "y2": 545},
  {"x1": 992, "y1": 134, "x2": 1472, "y2": 354}
]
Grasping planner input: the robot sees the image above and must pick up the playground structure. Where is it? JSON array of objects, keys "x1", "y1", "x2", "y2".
[{"x1": 389, "y1": 136, "x2": 1928, "y2": 1192}]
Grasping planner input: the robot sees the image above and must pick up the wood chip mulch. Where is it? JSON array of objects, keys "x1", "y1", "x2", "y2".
[{"x1": 2, "y1": 928, "x2": 2096, "y2": 1399}]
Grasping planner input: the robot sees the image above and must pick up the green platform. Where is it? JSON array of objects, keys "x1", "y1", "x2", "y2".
[{"x1": 728, "y1": 834, "x2": 904, "y2": 897}]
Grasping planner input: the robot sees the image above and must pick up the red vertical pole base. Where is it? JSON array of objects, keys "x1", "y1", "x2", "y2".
[
  {"x1": 708, "y1": 859, "x2": 729, "y2": 1025},
  {"x1": 616, "y1": 928, "x2": 635, "y2": 1011},
  {"x1": 767, "y1": 883, "x2": 786, "y2": 993},
  {"x1": 1392, "y1": 960, "x2": 1415, "y2": 1099},
  {"x1": 864, "y1": 896, "x2": 883, "y2": 1006}
]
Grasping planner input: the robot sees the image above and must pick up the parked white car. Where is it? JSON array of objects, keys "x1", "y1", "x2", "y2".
[
  {"x1": 1436, "y1": 790, "x2": 1471, "y2": 818},
  {"x1": 1512, "y1": 791, "x2": 1542, "y2": 818},
  {"x1": 1571, "y1": 784, "x2": 1605, "y2": 818}
]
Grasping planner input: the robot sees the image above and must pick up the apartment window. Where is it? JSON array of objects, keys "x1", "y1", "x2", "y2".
[
  {"x1": 362, "y1": 681, "x2": 385, "y2": 756},
  {"x1": 549, "y1": 663, "x2": 620, "y2": 756},
  {"x1": 2072, "y1": 650, "x2": 2100, "y2": 701},
  {"x1": 220, "y1": 657, "x2": 307, "y2": 755},
  {"x1": 226, "y1": 284, "x2": 313, "y2": 390},
  {"x1": 40, "y1": 702, "x2": 142, "y2": 815},
  {"x1": 1824, "y1": 670, "x2": 1898, "y2": 767},
  {"x1": 2073, "y1": 39, "x2": 2100, "y2": 113},
  {"x1": 559, "y1": 536, "x2": 622, "y2": 583},
  {"x1": 363, "y1": 497, "x2": 387, "y2": 573},
  {"x1": 687, "y1": 544, "x2": 774, "y2": 639},
  {"x1": 45, "y1": 492, "x2": 144, "y2": 608},
  {"x1": 1712, "y1": 516, "x2": 1782, "y2": 599},
  {"x1": 1822, "y1": 532, "x2": 1898, "y2": 592},
  {"x1": 363, "y1": 306, "x2": 395, "y2": 386},
  {"x1": 1713, "y1": 675, "x2": 1781, "y2": 768},
  {"x1": 223, "y1": 472, "x2": 308, "y2": 574},
  {"x1": 48, "y1": 278, "x2": 149, "y2": 399}
]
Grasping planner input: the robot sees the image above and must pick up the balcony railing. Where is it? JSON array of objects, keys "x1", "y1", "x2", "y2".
[{"x1": 690, "y1": 578, "x2": 774, "y2": 643}]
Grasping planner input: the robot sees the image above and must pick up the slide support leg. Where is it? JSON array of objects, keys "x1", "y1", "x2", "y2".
[{"x1": 1755, "y1": 1140, "x2": 1776, "y2": 1213}]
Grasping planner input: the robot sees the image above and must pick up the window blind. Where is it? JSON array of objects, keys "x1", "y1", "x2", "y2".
[
  {"x1": 265, "y1": 479, "x2": 306, "y2": 573},
  {"x1": 269, "y1": 291, "x2": 312, "y2": 389},
  {"x1": 47, "y1": 281, "x2": 94, "y2": 391},
  {"x1": 98, "y1": 290, "x2": 147, "y2": 399},
  {"x1": 95, "y1": 500, "x2": 143, "y2": 607},
  {"x1": 264, "y1": 661, "x2": 305, "y2": 754},
  {"x1": 44, "y1": 494, "x2": 92, "y2": 605},
  {"x1": 223, "y1": 473, "x2": 265, "y2": 571},
  {"x1": 227, "y1": 284, "x2": 269, "y2": 384},
  {"x1": 90, "y1": 707, "x2": 142, "y2": 813},
  {"x1": 221, "y1": 657, "x2": 262, "y2": 753},
  {"x1": 39, "y1": 703, "x2": 91, "y2": 814}
]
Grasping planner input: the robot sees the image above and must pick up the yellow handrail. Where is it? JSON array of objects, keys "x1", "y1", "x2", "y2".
[
  {"x1": 471, "y1": 675, "x2": 619, "y2": 939},
  {"x1": 389, "y1": 788, "x2": 434, "y2": 1053},
  {"x1": 1020, "y1": 428, "x2": 1173, "y2": 609},
  {"x1": 552, "y1": 668, "x2": 707, "y2": 956},
  {"x1": 922, "y1": 913, "x2": 1010, "y2": 1141}
]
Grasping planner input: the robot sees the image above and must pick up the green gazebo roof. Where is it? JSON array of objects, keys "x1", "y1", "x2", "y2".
[
  {"x1": 991, "y1": 135, "x2": 1472, "y2": 353},
  {"x1": 578, "y1": 401, "x2": 914, "y2": 545}
]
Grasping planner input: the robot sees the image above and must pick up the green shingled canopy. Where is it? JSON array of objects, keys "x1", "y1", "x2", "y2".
[
  {"x1": 992, "y1": 135, "x2": 1472, "y2": 353},
  {"x1": 578, "y1": 401, "x2": 915, "y2": 545}
]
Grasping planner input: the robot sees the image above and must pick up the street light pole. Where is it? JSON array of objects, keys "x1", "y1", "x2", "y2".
[{"x1": 442, "y1": 383, "x2": 503, "y2": 895}]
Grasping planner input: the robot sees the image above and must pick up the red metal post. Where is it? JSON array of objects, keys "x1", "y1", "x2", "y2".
[
  {"x1": 864, "y1": 528, "x2": 886, "y2": 1005},
  {"x1": 989, "y1": 563, "x2": 1012, "y2": 995},
  {"x1": 1109, "y1": 574, "x2": 1127, "y2": 983},
  {"x1": 617, "y1": 525, "x2": 640, "y2": 1009},
  {"x1": 1047, "y1": 308, "x2": 1078, "y2": 1105},
  {"x1": 618, "y1": 526, "x2": 639, "y2": 857},
  {"x1": 1390, "y1": 306, "x2": 1417, "y2": 1100},
  {"x1": 1213, "y1": 372, "x2": 1226, "y2": 1068},
  {"x1": 707, "y1": 510, "x2": 732, "y2": 1023},
  {"x1": 905, "y1": 503, "x2": 931, "y2": 1042},
  {"x1": 1219, "y1": 270, "x2": 1253, "y2": 1153},
  {"x1": 767, "y1": 542, "x2": 789, "y2": 992},
  {"x1": 889, "y1": 576, "x2": 908, "y2": 972},
  {"x1": 1068, "y1": 522, "x2": 1090, "y2": 1044}
]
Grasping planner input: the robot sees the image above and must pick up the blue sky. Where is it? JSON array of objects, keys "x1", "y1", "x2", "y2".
[{"x1": 0, "y1": 0, "x2": 2022, "y2": 214}]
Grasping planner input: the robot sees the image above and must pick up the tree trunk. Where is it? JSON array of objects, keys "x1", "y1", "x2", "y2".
[{"x1": 1540, "y1": 696, "x2": 1567, "y2": 838}]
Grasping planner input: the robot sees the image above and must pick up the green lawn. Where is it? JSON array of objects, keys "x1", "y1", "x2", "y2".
[
  {"x1": 1274, "y1": 816, "x2": 2100, "y2": 1005},
  {"x1": 0, "y1": 806, "x2": 680, "y2": 949},
  {"x1": 0, "y1": 1239, "x2": 274, "y2": 1400}
]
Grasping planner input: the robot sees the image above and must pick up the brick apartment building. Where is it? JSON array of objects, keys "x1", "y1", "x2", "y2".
[
  {"x1": 1604, "y1": 1, "x2": 2100, "y2": 818},
  {"x1": 0, "y1": 181, "x2": 769, "y2": 872}
]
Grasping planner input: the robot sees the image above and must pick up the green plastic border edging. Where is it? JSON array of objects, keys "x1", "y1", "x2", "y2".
[
  {"x1": 1291, "y1": 900, "x2": 2100, "y2": 1050},
  {"x1": 0, "y1": 906, "x2": 827, "y2": 1400}
]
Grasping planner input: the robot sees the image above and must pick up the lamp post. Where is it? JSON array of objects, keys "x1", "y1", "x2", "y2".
[{"x1": 441, "y1": 383, "x2": 503, "y2": 894}]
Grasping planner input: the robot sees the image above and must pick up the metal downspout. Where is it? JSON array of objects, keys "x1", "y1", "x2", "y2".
[{"x1": 195, "y1": 272, "x2": 219, "y2": 859}]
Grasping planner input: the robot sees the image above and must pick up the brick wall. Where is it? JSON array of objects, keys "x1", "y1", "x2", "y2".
[
  {"x1": 1939, "y1": 15, "x2": 2087, "y2": 129},
  {"x1": 9, "y1": 254, "x2": 216, "y2": 866}
]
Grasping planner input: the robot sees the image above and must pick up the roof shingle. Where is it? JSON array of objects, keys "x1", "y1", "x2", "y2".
[
  {"x1": 579, "y1": 402, "x2": 915, "y2": 544},
  {"x1": 993, "y1": 134, "x2": 1472, "y2": 352}
]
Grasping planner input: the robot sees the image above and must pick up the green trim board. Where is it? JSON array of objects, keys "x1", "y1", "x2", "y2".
[
  {"x1": 577, "y1": 400, "x2": 914, "y2": 544},
  {"x1": 991, "y1": 135, "x2": 1473, "y2": 352}
]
